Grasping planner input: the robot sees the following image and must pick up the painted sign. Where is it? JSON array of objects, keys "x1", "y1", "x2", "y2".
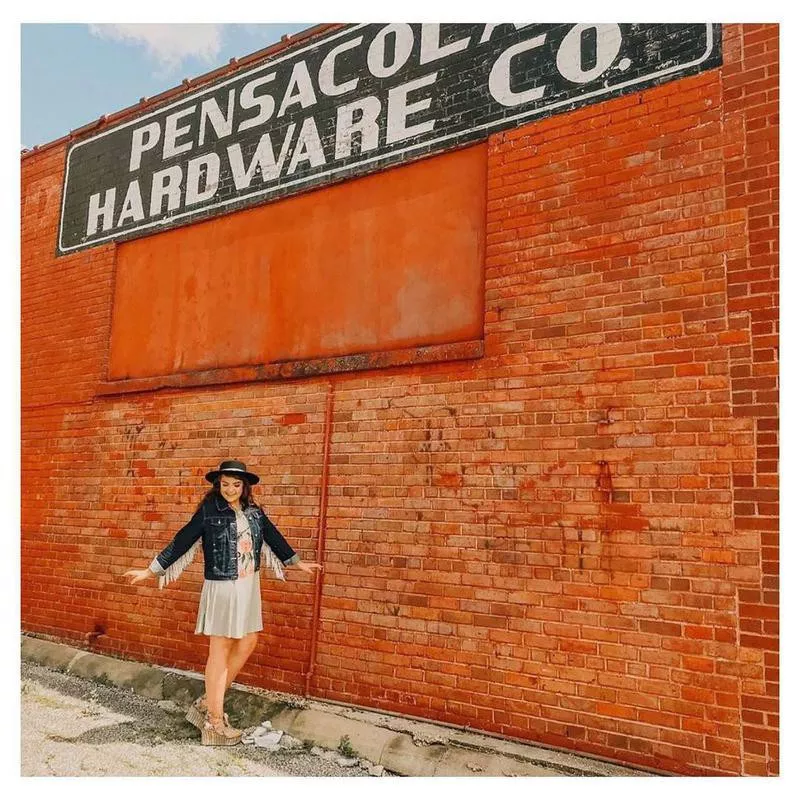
[{"x1": 58, "y1": 23, "x2": 721, "y2": 254}]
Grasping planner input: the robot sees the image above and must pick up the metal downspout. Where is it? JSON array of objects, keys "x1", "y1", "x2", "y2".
[{"x1": 303, "y1": 379, "x2": 334, "y2": 697}]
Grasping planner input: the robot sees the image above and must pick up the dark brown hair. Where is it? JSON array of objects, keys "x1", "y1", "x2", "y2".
[{"x1": 196, "y1": 474, "x2": 261, "y2": 512}]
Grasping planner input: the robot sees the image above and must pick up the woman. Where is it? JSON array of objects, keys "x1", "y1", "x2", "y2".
[{"x1": 125, "y1": 460, "x2": 322, "y2": 746}]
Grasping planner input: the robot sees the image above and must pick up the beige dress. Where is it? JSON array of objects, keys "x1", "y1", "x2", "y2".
[{"x1": 194, "y1": 509, "x2": 263, "y2": 639}]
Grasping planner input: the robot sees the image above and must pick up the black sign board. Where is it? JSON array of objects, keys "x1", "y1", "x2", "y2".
[{"x1": 58, "y1": 23, "x2": 721, "y2": 255}]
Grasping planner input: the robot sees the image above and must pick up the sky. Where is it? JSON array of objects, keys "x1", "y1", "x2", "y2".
[
  {"x1": 18, "y1": 6, "x2": 788, "y2": 149},
  {"x1": 21, "y1": 23, "x2": 312, "y2": 149}
]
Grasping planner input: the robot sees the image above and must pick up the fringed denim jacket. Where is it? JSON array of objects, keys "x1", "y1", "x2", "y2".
[{"x1": 148, "y1": 493, "x2": 299, "y2": 589}]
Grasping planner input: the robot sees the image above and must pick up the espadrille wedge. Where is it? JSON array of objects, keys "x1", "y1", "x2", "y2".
[
  {"x1": 201, "y1": 712, "x2": 242, "y2": 746},
  {"x1": 185, "y1": 695, "x2": 207, "y2": 729},
  {"x1": 187, "y1": 696, "x2": 236, "y2": 732}
]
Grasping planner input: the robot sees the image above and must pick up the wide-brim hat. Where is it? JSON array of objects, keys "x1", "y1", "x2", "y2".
[{"x1": 205, "y1": 460, "x2": 260, "y2": 485}]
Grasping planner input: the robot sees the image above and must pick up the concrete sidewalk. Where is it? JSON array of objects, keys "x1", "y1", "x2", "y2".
[{"x1": 21, "y1": 633, "x2": 655, "y2": 778}]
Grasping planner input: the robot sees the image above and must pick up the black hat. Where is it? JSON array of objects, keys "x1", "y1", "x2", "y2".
[{"x1": 205, "y1": 460, "x2": 260, "y2": 485}]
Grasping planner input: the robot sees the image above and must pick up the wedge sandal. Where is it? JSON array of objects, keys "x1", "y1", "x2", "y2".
[
  {"x1": 186, "y1": 696, "x2": 235, "y2": 732},
  {"x1": 185, "y1": 695, "x2": 207, "y2": 729},
  {"x1": 200, "y1": 712, "x2": 242, "y2": 746}
]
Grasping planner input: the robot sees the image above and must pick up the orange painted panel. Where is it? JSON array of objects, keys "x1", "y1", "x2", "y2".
[{"x1": 108, "y1": 144, "x2": 486, "y2": 381}]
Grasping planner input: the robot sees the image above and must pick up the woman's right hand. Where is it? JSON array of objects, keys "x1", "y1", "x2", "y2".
[{"x1": 124, "y1": 568, "x2": 153, "y2": 585}]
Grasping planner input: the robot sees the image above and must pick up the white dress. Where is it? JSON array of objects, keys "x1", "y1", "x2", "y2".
[{"x1": 194, "y1": 509, "x2": 263, "y2": 639}]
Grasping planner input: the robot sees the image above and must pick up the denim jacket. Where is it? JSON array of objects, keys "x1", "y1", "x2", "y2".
[{"x1": 149, "y1": 493, "x2": 299, "y2": 585}]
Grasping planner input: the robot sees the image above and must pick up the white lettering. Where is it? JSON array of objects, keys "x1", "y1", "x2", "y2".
[
  {"x1": 318, "y1": 36, "x2": 363, "y2": 96},
  {"x1": 129, "y1": 121, "x2": 160, "y2": 172},
  {"x1": 386, "y1": 73, "x2": 438, "y2": 145},
  {"x1": 227, "y1": 125, "x2": 296, "y2": 189},
  {"x1": 149, "y1": 165, "x2": 183, "y2": 216},
  {"x1": 287, "y1": 117, "x2": 326, "y2": 175},
  {"x1": 86, "y1": 187, "x2": 116, "y2": 235},
  {"x1": 162, "y1": 106, "x2": 196, "y2": 160},
  {"x1": 334, "y1": 96, "x2": 382, "y2": 159},
  {"x1": 116, "y1": 180, "x2": 144, "y2": 226},
  {"x1": 199, "y1": 90, "x2": 235, "y2": 147},
  {"x1": 278, "y1": 60, "x2": 318, "y2": 117},
  {"x1": 238, "y1": 73, "x2": 277, "y2": 133},
  {"x1": 419, "y1": 24, "x2": 470, "y2": 64},
  {"x1": 367, "y1": 24, "x2": 414, "y2": 78},
  {"x1": 488, "y1": 35, "x2": 547, "y2": 107},
  {"x1": 556, "y1": 24, "x2": 622, "y2": 84},
  {"x1": 185, "y1": 153, "x2": 220, "y2": 206}
]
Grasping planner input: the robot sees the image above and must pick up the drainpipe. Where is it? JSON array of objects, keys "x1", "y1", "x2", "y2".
[{"x1": 303, "y1": 379, "x2": 334, "y2": 697}]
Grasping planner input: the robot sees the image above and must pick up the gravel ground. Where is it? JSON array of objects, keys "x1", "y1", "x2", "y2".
[{"x1": 21, "y1": 660, "x2": 384, "y2": 777}]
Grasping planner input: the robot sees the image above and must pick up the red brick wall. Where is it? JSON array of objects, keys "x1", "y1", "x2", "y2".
[
  {"x1": 21, "y1": 23, "x2": 778, "y2": 776},
  {"x1": 720, "y1": 24, "x2": 779, "y2": 776}
]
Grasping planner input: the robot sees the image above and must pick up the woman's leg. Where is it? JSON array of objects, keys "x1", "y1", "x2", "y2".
[
  {"x1": 195, "y1": 633, "x2": 258, "y2": 712},
  {"x1": 205, "y1": 635, "x2": 235, "y2": 719},
  {"x1": 225, "y1": 632, "x2": 259, "y2": 687}
]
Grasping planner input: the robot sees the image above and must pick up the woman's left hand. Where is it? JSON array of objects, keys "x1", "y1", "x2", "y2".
[{"x1": 296, "y1": 561, "x2": 323, "y2": 574}]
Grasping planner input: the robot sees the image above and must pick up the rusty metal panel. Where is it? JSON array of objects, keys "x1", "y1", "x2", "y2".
[{"x1": 107, "y1": 143, "x2": 486, "y2": 381}]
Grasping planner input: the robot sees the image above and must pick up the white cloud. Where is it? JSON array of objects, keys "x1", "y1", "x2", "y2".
[{"x1": 88, "y1": 24, "x2": 224, "y2": 73}]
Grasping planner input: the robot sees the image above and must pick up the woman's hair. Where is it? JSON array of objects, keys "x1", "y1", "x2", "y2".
[{"x1": 196, "y1": 475, "x2": 260, "y2": 512}]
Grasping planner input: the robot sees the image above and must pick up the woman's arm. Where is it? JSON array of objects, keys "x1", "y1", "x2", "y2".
[
  {"x1": 124, "y1": 567, "x2": 154, "y2": 584},
  {"x1": 260, "y1": 510, "x2": 301, "y2": 566},
  {"x1": 293, "y1": 559, "x2": 323, "y2": 574},
  {"x1": 125, "y1": 507, "x2": 205, "y2": 585},
  {"x1": 151, "y1": 507, "x2": 205, "y2": 572},
  {"x1": 259, "y1": 509, "x2": 322, "y2": 573}
]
